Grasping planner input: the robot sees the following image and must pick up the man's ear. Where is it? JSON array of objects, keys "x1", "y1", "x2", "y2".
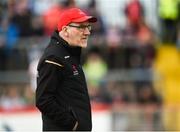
[{"x1": 62, "y1": 26, "x2": 68, "y2": 37}]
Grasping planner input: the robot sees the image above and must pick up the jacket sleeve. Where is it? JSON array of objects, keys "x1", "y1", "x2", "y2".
[{"x1": 35, "y1": 57, "x2": 76, "y2": 126}]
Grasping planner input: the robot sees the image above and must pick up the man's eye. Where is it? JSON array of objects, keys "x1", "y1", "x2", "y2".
[{"x1": 80, "y1": 25, "x2": 88, "y2": 28}]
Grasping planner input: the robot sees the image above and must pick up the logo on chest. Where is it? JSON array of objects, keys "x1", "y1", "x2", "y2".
[{"x1": 72, "y1": 64, "x2": 79, "y2": 75}]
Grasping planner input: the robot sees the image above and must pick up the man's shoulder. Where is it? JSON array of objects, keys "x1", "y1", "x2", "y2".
[
  {"x1": 44, "y1": 41, "x2": 66, "y2": 58},
  {"x1": 37, "y1": 45, "x2": 64, "y2": 70}
]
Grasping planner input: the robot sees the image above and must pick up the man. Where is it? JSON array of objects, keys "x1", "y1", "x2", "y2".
[{"x1": 35, "y1": 8, "x2": 97, "y2": 131}]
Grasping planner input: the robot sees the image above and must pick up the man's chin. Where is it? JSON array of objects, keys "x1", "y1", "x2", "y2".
[{"x1": 80, "y1": 43, "x2": 87, "y2": 48}]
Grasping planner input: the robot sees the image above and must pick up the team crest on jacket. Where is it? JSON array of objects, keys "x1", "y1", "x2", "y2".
[{"x1": 72, "y1": 64, "x2": 79, "y2": 75}]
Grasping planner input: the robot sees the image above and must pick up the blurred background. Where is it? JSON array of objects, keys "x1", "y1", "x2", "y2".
[{"x1": 0, "y1": 0, "x2": 180, "y2": 131}]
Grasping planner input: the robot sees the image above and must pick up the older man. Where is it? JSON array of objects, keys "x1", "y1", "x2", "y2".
[{"x1": 35, "y1": 8, "x2": 97, "y2": 131}]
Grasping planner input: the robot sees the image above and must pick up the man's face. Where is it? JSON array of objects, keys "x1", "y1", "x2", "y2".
[{"x1": 66, "y1": 22, "x2": 91, "y2": 48}]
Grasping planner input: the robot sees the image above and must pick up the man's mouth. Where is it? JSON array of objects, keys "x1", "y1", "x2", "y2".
[{"x1": 82, "y1": 38, "x2": 87, "y2": 40}]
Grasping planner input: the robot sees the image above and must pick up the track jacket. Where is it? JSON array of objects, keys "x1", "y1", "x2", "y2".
[{"x1": 36, "y1": 30, "x2": 92, "y2": 131}]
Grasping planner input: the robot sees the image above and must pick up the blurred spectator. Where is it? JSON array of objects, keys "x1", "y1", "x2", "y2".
[
  {"x1": 4, "y1": 0, "x2": 19, "y2": 56},
  {"x1": 105, "y1": 25, "x2": 121, "y2": 69},
  {"x1": 85, "y1": 0, "x2": 106, "y2": 35},
  {"x1": 124, "y1": 0, "x2": 144, "y2": 29},
  {"x1": 31, "y1": 15, "x2": 44, "y2": 36},
  {"x1": 42, "y1": 0, "x2": 76, "y2": 36},
  {"x1": 106, "y1": 25, "x2": 121, "y2": 48},
  {"x1": 42, "y1": 2, "x2": 63, "y2": 36},
  {"x1": 134, "y1": 82, "x2": 162, "y2": 131},
  {"x1": 7, "y1": 0, "x2": 16, "y2": 19},
  {"x1": 119, "y1": 0, "x2": 156, "y2": 69},
  {"x1": 136, "y1": 82, "x2": 161, "y2": 105},
  {"x1": 0, "y1": 0, "x2": 21, "y2": 70},
  {"x1": 158, "y1": 0, "x2": 179, "y2": 44},
  {"x1": 83, "y1": 47, "x2": 108, "y2": 102},
  {"x1": 122, "y1": 0, "x2": 156, "y2": 46},
  {"x1": 108, "y1": 81, "x2": 137, "y2": 105},
  {"x1": 9, "y1": 0, "x2": 33, "y2": 37},
  {"x1": 105, "y1": 0, "x2": 157, "y2": 69},
  {"x1": 0, "y1": 85, "x2": 26, "y2": 110},
  {"x1": 128, "y1": 45, "x2": 156, "y2": 68}
]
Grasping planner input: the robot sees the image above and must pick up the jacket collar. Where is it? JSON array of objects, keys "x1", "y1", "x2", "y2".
[{"x1": 51, "y1": 30, "x2": 82, "y2": 57}]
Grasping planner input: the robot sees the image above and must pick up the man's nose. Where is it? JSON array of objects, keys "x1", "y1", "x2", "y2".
[{"x1": 84, "y1": 27, "x2": 91, "y2": 35}]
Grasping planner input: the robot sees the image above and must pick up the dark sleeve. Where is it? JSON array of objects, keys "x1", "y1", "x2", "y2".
[{"x1": 35, "y1": 57, "x2": 76, "y2": 125}]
